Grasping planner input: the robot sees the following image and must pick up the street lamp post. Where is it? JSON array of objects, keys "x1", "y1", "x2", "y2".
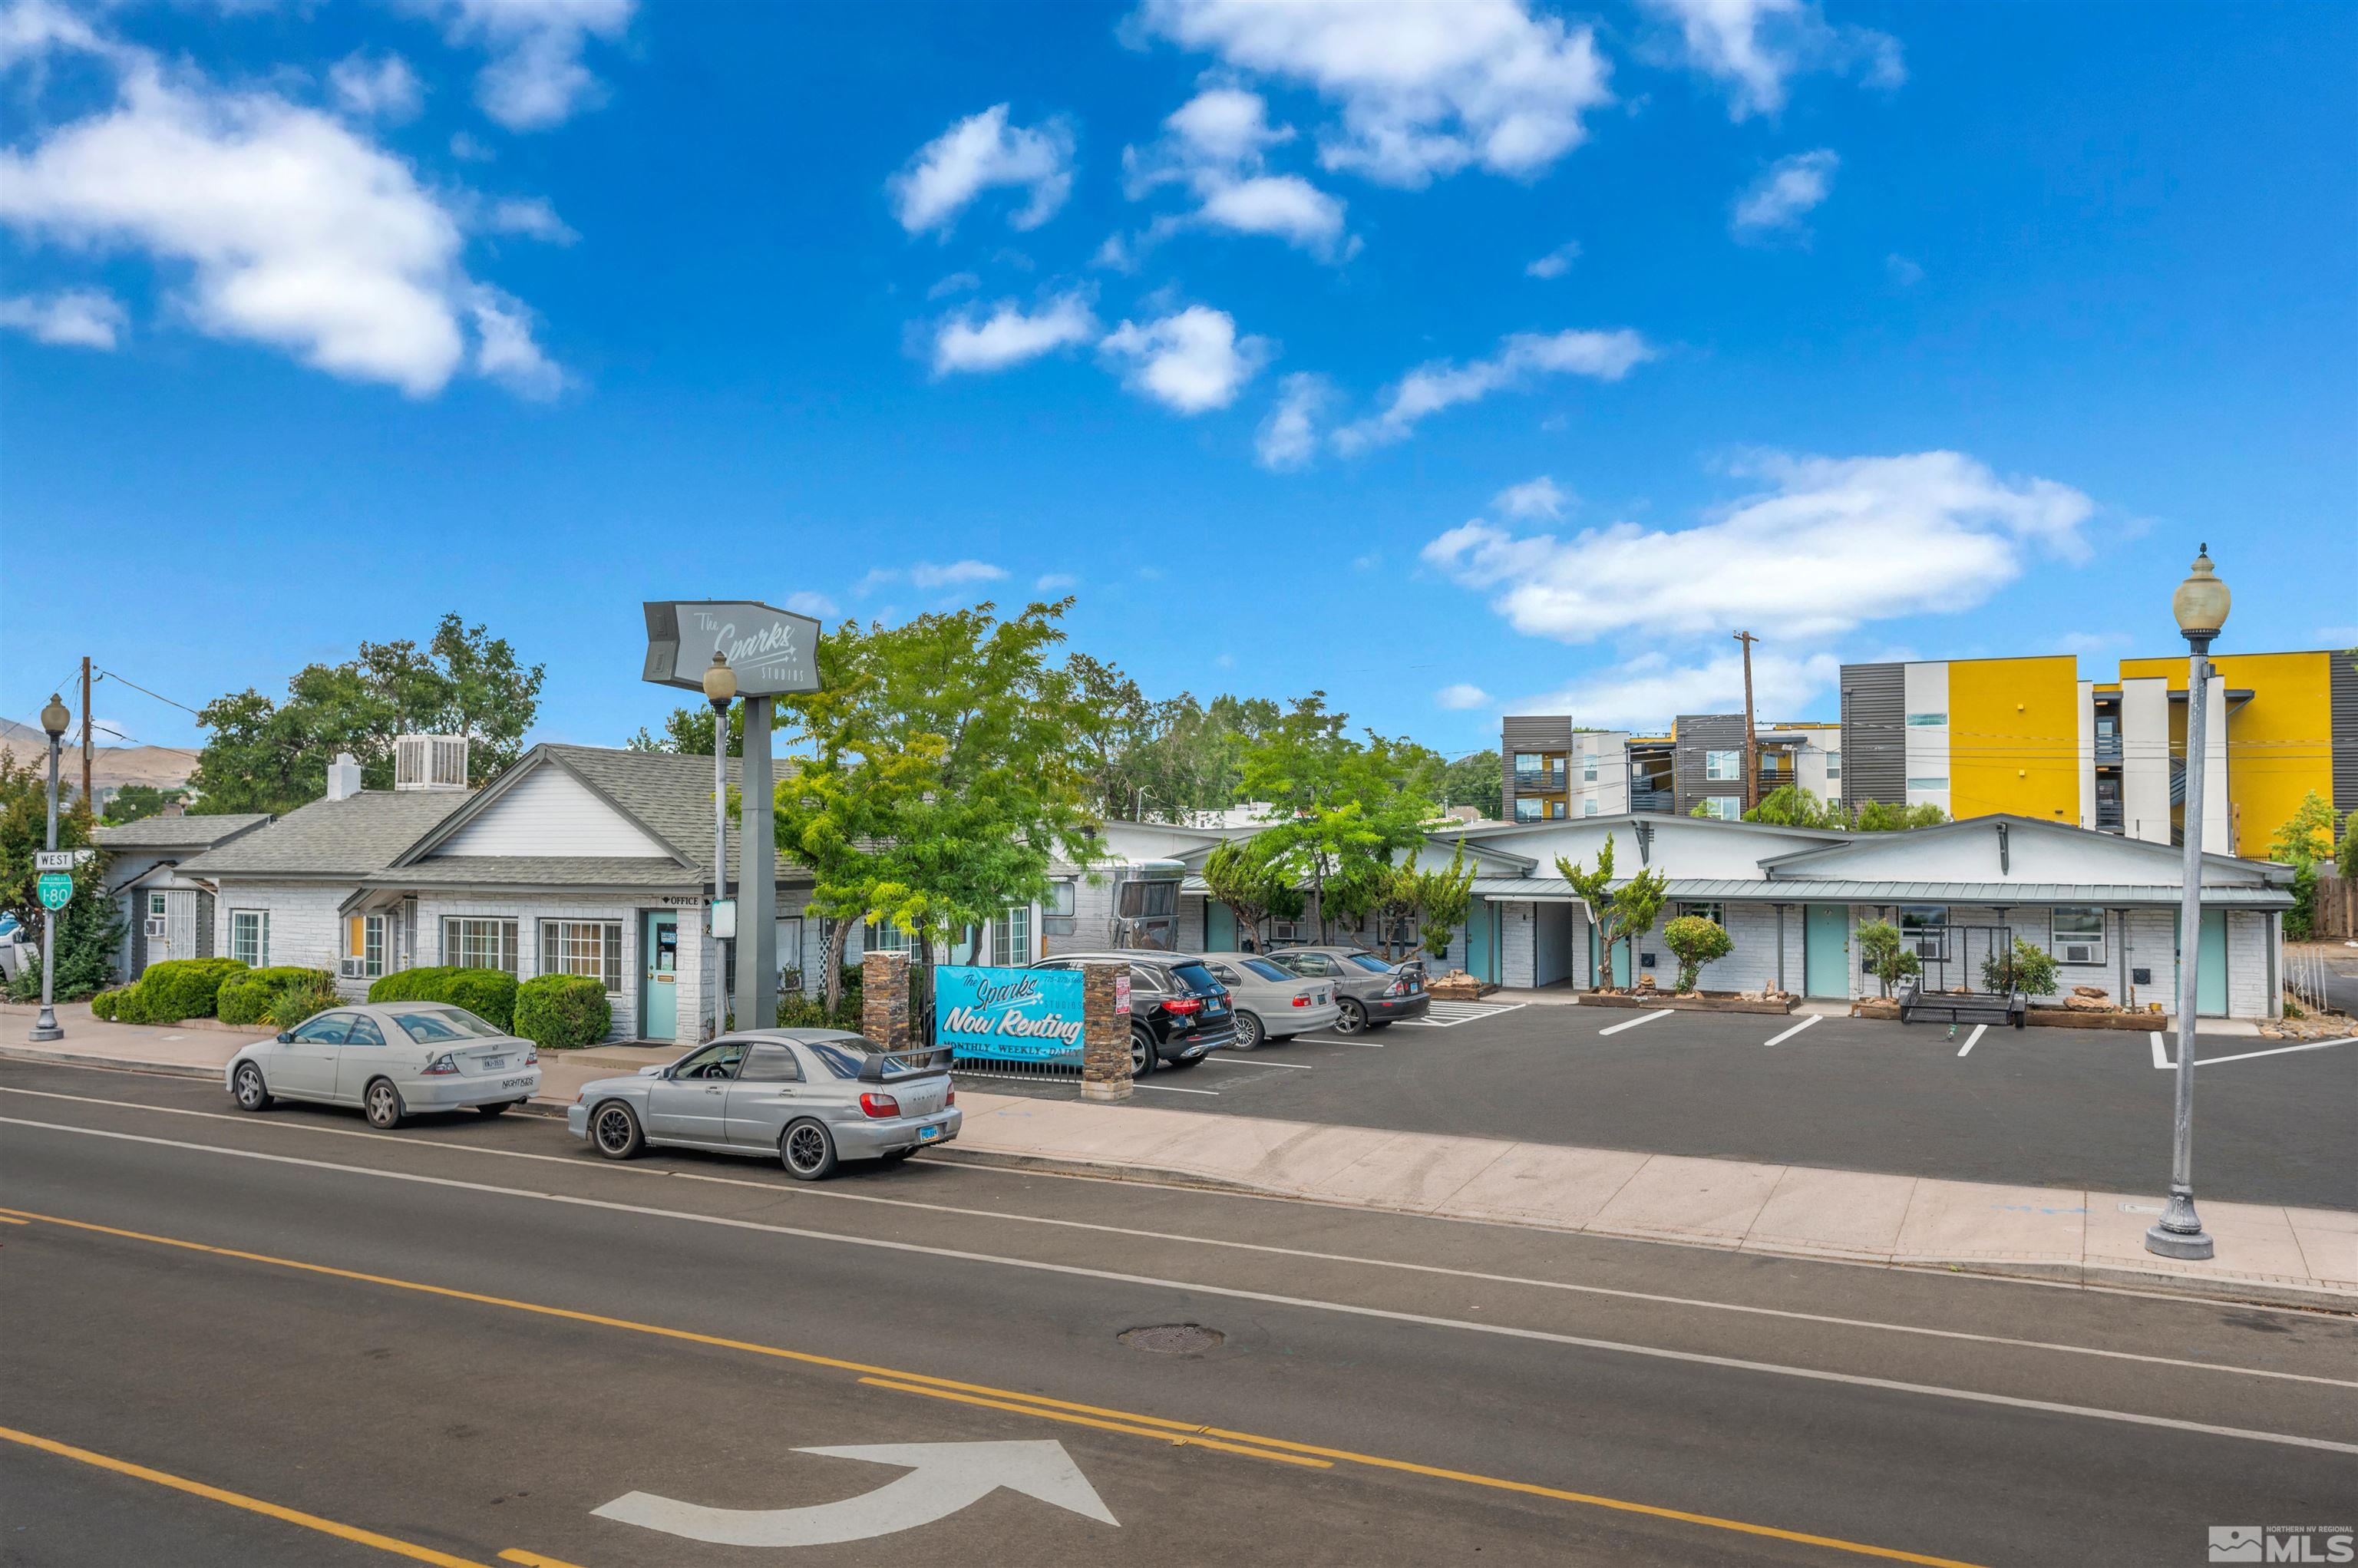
[
  {"x1": 702, "y1": 652, "x2": 737, "y2": 1044},
  {"x1": 28, "y1": 693, "x2": 71, "y2": 1043},
  {"x1": 2148, "y1": 545, "x2": 2230, "y2": 1260}
]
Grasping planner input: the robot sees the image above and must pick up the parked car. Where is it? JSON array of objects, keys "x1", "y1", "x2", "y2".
[
  {"x1": 1027, "y1": 949, "x2": 1236, "y2": 1074},
  {"x1": 0, "y1": 912, "x2": 24, "y2": 984},
  {"x1": 567, "y1": 1030, "x2": 959, "y2": 1180},
  {"x1": 1194, "y1": 951, "x2": 1339, "y2": 1049},
  {"x1": 1263, "y1": 946, "x2": 1431, "y2": 1034},
  {"x1": 226, "y1": 1002, "x2": 542, "y2": 1128}
]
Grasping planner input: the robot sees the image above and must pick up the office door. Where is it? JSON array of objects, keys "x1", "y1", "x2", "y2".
[
  {"x1": 1805, "y1": 905, "x2": 1851, "y2": 999},
  {"x1": 641, "y1": 911, "x2": 679, "y2": 1041}
]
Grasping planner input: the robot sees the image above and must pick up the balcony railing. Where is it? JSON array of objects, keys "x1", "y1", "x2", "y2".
[
  {"x1": 1630, "y1": 788, "x2": 1673, "y2": 814},
  {"x1": 2094, "y1": 735, "x2": 2122, "y2": 763},
  {"x1": 1513, "y1": 769, "x2": 1567, "y2": 794}
]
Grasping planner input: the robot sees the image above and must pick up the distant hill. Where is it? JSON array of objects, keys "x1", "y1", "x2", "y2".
[{"x1": 0, "y1": 717, "x2": 200, "y2": 799}]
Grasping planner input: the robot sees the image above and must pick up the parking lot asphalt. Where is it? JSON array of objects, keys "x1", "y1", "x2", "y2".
[{"x1": 959, "y1": 1001, "x2": 2358, "y2": 1210}]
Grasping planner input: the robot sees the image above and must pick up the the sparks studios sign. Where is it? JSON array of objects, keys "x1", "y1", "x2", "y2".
[
  {"x1": 642, "y1": 600, "x2": 822, "y2": 697},
  {"x1": 934, "y1": 966, "x2": 1085, "y2": 1062}
]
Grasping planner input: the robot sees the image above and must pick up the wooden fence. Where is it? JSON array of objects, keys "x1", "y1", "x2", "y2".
[{"x1": 2313, "y1": 870, "x2": 2356, "y2": 939}]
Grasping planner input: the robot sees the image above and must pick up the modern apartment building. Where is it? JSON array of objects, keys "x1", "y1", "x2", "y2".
[{"x1": 1501, "y1": 715, "x2": 1837, "y2": 824}]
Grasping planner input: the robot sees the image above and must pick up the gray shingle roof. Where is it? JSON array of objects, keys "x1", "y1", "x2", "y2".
[
  {"x1": 1449, "y1": 875, "x2": 2291, "y2": 909},
  {"x1": 178, "y1": 791, "x2": 473, "y2": 879},
  {"x1": 542, "y1": 744, "x2": 731, "y2": 875},
  {"x1": 357, "y1": 856, "x2": 705, "y2": 890},
  {"x1": 94, "y1": 813, "x2": 271, "y2": 851}
]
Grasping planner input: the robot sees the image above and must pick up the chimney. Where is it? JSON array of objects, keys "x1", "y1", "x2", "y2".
[{"x1": 326, "y1": 753, "x2": 364, "y2": 802}]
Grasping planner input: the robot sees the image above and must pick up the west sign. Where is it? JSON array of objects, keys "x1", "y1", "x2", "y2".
[{"x1": 642, "y1": 600, "x2": 822, "y2": 697}]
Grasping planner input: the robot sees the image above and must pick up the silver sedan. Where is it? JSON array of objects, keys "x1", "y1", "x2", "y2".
[
  {"x1": 566, "y1": 1030, "x2": 960, "y2": 1180},
  {"x1": 226, "y1": 1001, "x2": 543, "y2": 1129},
  {"x1": 1194, "y1": 952, "x2": 1340, "y2": 1048}
]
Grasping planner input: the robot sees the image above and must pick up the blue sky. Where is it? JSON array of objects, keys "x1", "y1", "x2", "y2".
[{"x1": 4, "y1": 0, "x2": 2352, "y2": 761}]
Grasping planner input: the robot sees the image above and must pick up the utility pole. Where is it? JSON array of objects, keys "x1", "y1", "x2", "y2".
[
  {"x1": 1732, "y1": 631, "x2": 1759, "y2": 810},
  {"x1": 79, "y1": 657, "x2": 93, "y2": 811}
]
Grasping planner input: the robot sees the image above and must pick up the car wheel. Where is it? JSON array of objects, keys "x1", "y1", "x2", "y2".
[
  {"x1": 231, "y1": 1062, "x2": 272, "y2": 1113},
  {"x1": 474, "y1": 1100, "x2": 510, "y2": 1117},
  {"x1": 781, "y1": 1119, "x2": 838, "y2": 1181},
  {"x1": 1129, "y1": 1028, "x2": 1156, "y2": 1077},
  {"x1": 1333, "y1": 999, "x2": 1368, "y2": 1035},
  {"x1": 362, "y1": 1078, "x2": 403, "y2": 1131},
  {"x1": 591, "y1": 1100, "x2": 644, "y2": 1160},
  {"x1": 1233, "y1": 1011, "x2": 1265, "y2": 1051}
]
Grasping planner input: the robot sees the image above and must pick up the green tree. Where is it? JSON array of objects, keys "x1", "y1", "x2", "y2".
[
  {"x1": 0, "y1": 754, "x2": 120, "y2": 1001},
  {"x1": 2270, "y1": 791, "x2": 2340, "y2": 941},
  {"x1": 1441, "y1": 751, "x2": 1503, "y2": 814},
  {"x1": 1857, "y1": 919, "x2": 1918, "y2": 998},
  {"x1": 190, "y1": 615, "x2": 544, "y2": 814},
  {"x1": 1980, "y1": 936, "x2": 2059, "y2": 997},
  {"x1": 1240, "y1": 695, "x2": 1439, "y2": 941},
  {"x1": 1663, "y1": 913, "x2": 1733, "y2": 993},
  {"x1": 2340, "y1": 809, "x2": 2358, "y2": 879},
  {"x1": 626, "y1": 703, "x2": 749, "y2": 757},
  {"x1": 1200, "y1": 838, "x2": 1301, "y2": 949},
  {"x1": 1414, "y1": 842, "x2": 1477, "y2": 965},
  {"x1": 1556, "y1": 835, "x2": 1668, "y2": 992},
  {"x1": 1745, "y1": 784, "x2": 1837, "y2": 828},
  {"x1": 101, "y1": 784, "x2": 184, "y2": 825}
]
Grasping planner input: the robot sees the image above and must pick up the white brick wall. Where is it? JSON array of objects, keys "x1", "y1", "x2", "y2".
[
  {"x1": 213, "y1": 880, "x2": 348, "y2": 983},
  {"x1": 1684, "y1": 902, "x2": 1781, "y2": 993},
  {"x1": 1500, "y1": 902, "x2": 1537, "y2": 989},
  {"x1": 2227, "y1": 910, "x2": 2275, "y2": 1019}
]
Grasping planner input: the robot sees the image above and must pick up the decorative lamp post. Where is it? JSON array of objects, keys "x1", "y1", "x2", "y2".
[
  {"x1": 2147, "y1": 545, "x2": 2230, "y2": 1260},
  {"x1": 702, "y1": 652, "x2": 738, "y2": 1042},
  {"x1": 28, "y1": 693, "x2": 71, "y2": 1043}
]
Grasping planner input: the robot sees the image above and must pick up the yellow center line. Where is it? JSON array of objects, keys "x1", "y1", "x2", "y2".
[
  {"x1": 857, "y1": 1378, "x2": 1331, "y2": 1467},
  {"x1": 497, "y1": 1551, "x2": 592, "y2": 1568},
  {"x1": 0, "y1": 1203, "x2": 1990, "y2": 1568},
  {"x1": 0, "y1": 1423, "x2": 496, "y2": 1568}
]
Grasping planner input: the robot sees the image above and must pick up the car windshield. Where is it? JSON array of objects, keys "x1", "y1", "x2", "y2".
[
  {"x1": 1169, "y1": 961, "x2": 1224, "y2": 995},
  {"x1": 1344, "y1": 954, "x2": 1394, "y2": 974},
  {"x1": 1240, "y1": 958, "x2": 1290, "y2": 982},
  {"x1": 392, "y1": 1007, "x2": 507, "y2": 1043}
]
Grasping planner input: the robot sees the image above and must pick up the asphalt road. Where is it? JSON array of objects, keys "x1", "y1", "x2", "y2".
[
  {"x1": 973, "y1": 1003, "x2": 2358, "y2": 1208},
  {"x1": 2, "y1": 1060, "x2": 2353, "y2": 1568}
]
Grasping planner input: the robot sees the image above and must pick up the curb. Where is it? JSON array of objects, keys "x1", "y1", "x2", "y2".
[{"x1": 0, "y1": 1045, "x2": 217, "y2": 1081}]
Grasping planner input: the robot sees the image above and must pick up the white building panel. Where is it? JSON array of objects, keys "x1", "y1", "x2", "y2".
[
  {"x1": 435, "y1": 767, "x2": 674, "y2": 859},
  {"x1": 2076, "y1": 680, "x2": 2097, "y2": 831},
  {"x1": 1902, "y1": 662, "x2": 1951, "y2": 814},
  {"x1": 2199, "y1": 673, "x2": 2231, "y2": 854},
  {"x1": 2119, "y1": 677, "x2": 2172, "y2": 844}
]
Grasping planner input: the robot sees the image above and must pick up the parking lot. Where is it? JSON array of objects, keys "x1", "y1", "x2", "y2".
[{"x1": 959, "y1": 1000, "x2": 2358, "y2": 1209}]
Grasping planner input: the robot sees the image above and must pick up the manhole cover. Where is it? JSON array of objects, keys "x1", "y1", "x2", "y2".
[{"x1": 1118, "y1": 1323, "x2": 1224, "y2": 1355}]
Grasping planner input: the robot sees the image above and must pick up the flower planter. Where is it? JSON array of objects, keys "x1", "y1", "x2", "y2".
[
  {"x1": 2023, "y1": 1008, "x2": 2168, "y2": 1031},
  {"x1": 1578, "y1": 991, "x2": 1795, "y2": 1015},
  {"x1": 1851, "y1": 999, "x2": 1902, "y2": 1020}
]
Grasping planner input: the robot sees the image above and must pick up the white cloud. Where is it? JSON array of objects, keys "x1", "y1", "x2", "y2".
[
  {"x1": 449, "y1": 130, "x2": 494, "y2": 162},
  {"x1": 1255, "y1": 371, "x2": 1332, "y2": 469},
  {"x1": 1100, "y1": 304, "x2": 1269, "y2": 414},
  {"x1": 486, "y1": 196, "x2": 576, "y2": 243},
  {"x1": 1513, "y1": 649, "x2": 1841, "y2": 731},
  {"x1": 1035, "y1": 572, "x2": 1078, "y2": 592},
  {"x1": 1422, "y1": 450, "x2": 2096, "y2": 644},
  {"x1": 329, "y1": 51, "x2": 424, "y2": 122},
  {"x1": 1336, "y1": 327, "x2": 1653, "y2": 451},
  {"x1": 416, "y1": 0, "x2": 636, "y2": 131},
  {"x1": 889, "y1": 104, "x2": 1074, "y2": 236},
  {"x1": 1435, "y1": 682, "x2": 1493, "y2": 711},
  {"x1": 784, "y1": 590, "x2": 839, "y2": 619},
  {"x1": 1885, "y1": 253, "x2": 1923, "y2": 288},
  {"x1": 929, "y1": 292, "x2": 1096, "y2": 375},
  {"x1": 1732, "y1": 148, "x2": 1838, "y2": 238},
  {"x1": 1138, "y1": 0, "x2": 1613, "y2": 187},
  {"x1": 1642, "y1": 0, "x2": 1903, "y2": 120},
  {"x1": 0, "y1": 53, "x2": 556, "y2": 398},
  {"x1": 1122, "y1": 86, "x2": 1351, "y2": 261},
  {"x1": 0, "y1": 0, "x2": 110, "y2": 70},
  {"x1": 1493, "y1": 475, "x2": 1568, "y2": 520},
  {"x1": 926, "y1": 270, "x2": 980, "y2": 299},
  {"x1": 0, "y1": 287, "x2": 125, "y2": 348},
  {"x1": 910, "y1": 560, "x2": 1007, "y2": 590},
  {"x1": 2055, "y1": 630, "x2": 2128, "y2": 655},
  {"x1": 1525, "y1": 239, "x2": 1580, "y2": 279},
  {"x1": 1195, "y1": 173, "x2": 1347, "y2": 254}
]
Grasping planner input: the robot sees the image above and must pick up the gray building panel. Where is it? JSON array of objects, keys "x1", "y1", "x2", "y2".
[
  {"x1": 1841, "y1": 662, "x2": 1905, "y2": 807},
  {"x1": 1501, "y1": 715, "x2": 1577, "y2": 819},
  {"x1": 2333, "y1": 654, "x2": 2357, "y2": 814},
  {"x1": 1671, "y1": 714, "x2": 1746, "y2": 814}
]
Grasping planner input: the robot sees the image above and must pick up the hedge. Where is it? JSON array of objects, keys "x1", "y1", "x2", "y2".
[
  {"x1": 367, "y1": 966, "x2": 518, "y2": 1031},
  {"x1": 91, "y1": 986, "x2": 127, "y2": 1020},
  {"x1": 219, "y1": 966, "x2": 339, "y2": 1027},
  {"x1": 269, "y1": 971, "x2": 347, "y2": 1029},
  {"x1": 95, "y1": 957, "x2": 248, "y2": 1024},
  {"x1": 513, "y1": 973, "x2": 611, "y2": 1051}
]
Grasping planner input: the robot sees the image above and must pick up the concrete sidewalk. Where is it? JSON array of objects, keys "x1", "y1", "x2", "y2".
[{"x1": 8, "y1": 1008, "x2": 2350, "y2": 1309}]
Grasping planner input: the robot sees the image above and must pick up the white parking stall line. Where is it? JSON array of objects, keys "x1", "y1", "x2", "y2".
[
  {"x1": 2150, "y1": 1032, "x2": 2170, "y2": 1070},
  {"x1": 1133, "y1": 1081, "x2": 1220, "y2": 1095},
  {"x1": 1762, "y1": 1015, "x2": 1821, "y2": 1048},
  {"x1": 1390, "y1": 1001, "x2": 1527, "y2": 1030},
  {"x1": 1597, "y1": 1009, "x2": 1674, "y2": 1038},
  {"x1": 1204, "y1": 1057, "x2": 1314, "y2": 1069},
  {"x1": 1956, "y1": 1024, "x2": 1987, "y2": 1058},
  {"x1": 2195, "y1": 1035, "x2": 2358, "y2": 1068}
]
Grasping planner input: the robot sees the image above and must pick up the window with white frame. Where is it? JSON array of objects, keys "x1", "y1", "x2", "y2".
[
  {"x1": 1897, "y1": 906, "x2": 1948, "y2": 961},
  {"x1": 867, "y1": 917, "x2": 912, "y2": 953},
  {"x1": 1907, "y1": 777, "x2": 1948, "y2": 791},
  {"x1": 776, "y1": 916, "x2": 804, "y2": 990},
  {"x1": 1699, "y1": 796, "x2": 1741, "y2": 820},
  {"x1": 230, "y1": 910, "x2": 268, "y2": 966},
  {"x1": 991, "y1": 905, "x2": 1032, "y2": 966},
  {"x1": 1703, "y1": 750, "x2": 1742, "y2": 781},
  {"x1": 147, "y1": 891, "x2": 167, "y2": 919},
  {"x1": 1042, "y1": 879, "x2": 1077, "y2": 937},
  {"x1": 1583, "y1": 757, "x2": 1597, "y2": 782},
  {"x1": 1679, "y1": 901, "x2": 1726, "y2": 927},
  {"x1": 2051, "y1": 906, "x2": 2106, "y2": 966},
  {"x1": 1905, "y1": 712, "x2": 1947, "y2": 727},
  {"x1": 1825, "y1": 751, "x2": 1841, "y2": 780},
  {"x1": 537, "y1": 919, "x2": 621, "y2": 990},
  {"x1": 1583, "y1": 798, "x2": 1599, "y2": 817},
  {"x1": 444, "y1": 916, "x2": 518, "y2": 973},
  {"x1": 345, "y1": 914, "x2": 387, "y2": 979}
]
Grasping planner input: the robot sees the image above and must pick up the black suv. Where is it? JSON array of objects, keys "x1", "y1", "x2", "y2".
[{"x1": 1028, "y1": 949, "x2": 1237, "y2": 1075}]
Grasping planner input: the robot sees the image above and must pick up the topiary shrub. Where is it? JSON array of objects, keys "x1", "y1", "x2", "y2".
[
  {"x1": 132, "y1": 957, "x2": 248, "y2": 1022},
  {"x1": 269, "y1": 970, "x2": 346, "y2": 1029},
  {"x1": 219, "y1": 966, "x2": 339, "y2": 1027},
  {"x1": 91, "y1": 987, "x2": 124, "y2": 1020},
  {"x1": 368, "y1": 966, "x2": 518, "y2": 1031},
  {"x1": 514, "y1": 973, "x2": 611, "y2": 1050},
  {"x1": 1662, "y1": 915, "x2": 1734, "y2": 994}
]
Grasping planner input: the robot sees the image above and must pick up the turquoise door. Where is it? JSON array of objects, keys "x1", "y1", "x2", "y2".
[
  {"x1": 2198, "y1": 907, "x2": 2227, "y2": 1017},
  {"x1": 1590, "y1": 923, "x2": 1630, "y2": 986},
  {"x1": 1804, "y1": 904, "x2": 1850, "y2": 998},
  {"x1": 1466, "y1": 900, "x2": 1500, "y2": 983},
  {"x1": 1205, "y1": 902, "x2": 1237, "y2": 952},
  {"x1": 641, "y1": 911, "x2": 680, "y2": 1041}
]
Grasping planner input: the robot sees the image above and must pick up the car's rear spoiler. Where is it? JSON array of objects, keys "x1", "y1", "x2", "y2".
[{"x1": 857, "y1": 1045, "x2": 953, "y2": 1082}]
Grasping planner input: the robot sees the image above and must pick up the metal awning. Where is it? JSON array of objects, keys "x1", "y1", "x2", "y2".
[{"x1": 1461, "y1": 876, "x2": 2290, "y2": 909}]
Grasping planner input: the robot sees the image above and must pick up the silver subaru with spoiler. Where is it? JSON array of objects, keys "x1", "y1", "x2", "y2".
[{"x1": 566, "y1": 1030, "x2": 958, "y2": 1180}]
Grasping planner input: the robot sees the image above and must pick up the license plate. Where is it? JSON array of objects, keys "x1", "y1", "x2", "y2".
[
  {"x1": 918, "y1": 1124, "x2": 944, "y2": 1143},
  {"x1": 1205, "y1": 1002, "x2": 1225, "y2": 1015},
  {"x1": 500, "y1": 1076, "x2": 533, "y2": 1090},
  {"x1": 481, "y1": 1057, "x2": 505, "y2": 1071}
]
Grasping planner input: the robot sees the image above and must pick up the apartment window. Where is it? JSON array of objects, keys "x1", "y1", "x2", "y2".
[
  {"x1": 1907, "y1": 777, "x2": 1949, "y2": 791},
  {"x1": 1703, "y1": 750, "x2": 1742, "y2": 782},
  {"x1": 444, "y1": 916, "x2": 519, "y2": 973},
  {"x1": 1513, "y1": 752, "x2": 1547, "y2": 778},
  {"x1": 1514, "y1": 797, "x2": 1541, "y2": 823},
  {"x1": 1905, "y1": 711, "x2": 1947, "y2": 727},
  {"x1": 1583, "y1": 758, "x2": 1597, "y2": 783},
  {"x1": 991, "y1": 905, "x2": 1033, "y2": 967},
  {"x1": 1042, "y1": 878, "x2": 1077, "y2": 937},
  {"x1": 538, "y1": 919, "x2": 622, "y2": 991},
  {"x1": 1679, "y1": 901, "x2": 1726, "y2": 926},
  {"x1": 1826, "y1": 751, "x2": 1842, "y2": 781},
  {"x1": 1897, "y1": 906, "x2": 1948, "y2": 962},
  {"x1": 1583, "y1": 799, "x2": 1600, "y2": 817},
  {"x1": 1698, "y1": 797, "x2": 1741, "y2": 820},
  {"x1": 866, "y1": 918, "x2": 912, "y2": 953},
  {"x1": 2052, "y1": 907, "x2": 2106, "y2": 966},
  {"x1": 230, "y1": 910, "x2": 268, "y2": 966},
  {"x1": 345, "y1": 914, "x2": 387, "y2": 979}
]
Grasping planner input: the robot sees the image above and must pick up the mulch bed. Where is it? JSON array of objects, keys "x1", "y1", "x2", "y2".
[{"x1": 1578, "y1": 991, "x2": 1795, "y2": 1015}]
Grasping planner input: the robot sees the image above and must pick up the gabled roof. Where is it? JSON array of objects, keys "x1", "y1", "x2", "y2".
[
  {"x1": 1435, "y1": 812, "x2": 1857, "y2": 847},
  {"x1": 1162, "y1": 823, "x2": 1537, "y2": 875},
  {"x1": 177, "y1": 791, "x2": 472, "y2": 880},
  {"x1": 1755, "y1": 813, "x2": 2289, "y2": 883},
  {"x1": 391, "y1": 743, "x2": 703, "y2": 874},
  {"x1": 94, "y1": 812, "x2": 271, "y2": 852}
]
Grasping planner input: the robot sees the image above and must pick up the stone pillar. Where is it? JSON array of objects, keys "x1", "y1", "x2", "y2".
[
  {"x1": 1080, "y1": 959, "x2": 1131, "y2": 1103},
  {"x1": 863, "y1": 949, "x2": 910, "y2": 1055}
]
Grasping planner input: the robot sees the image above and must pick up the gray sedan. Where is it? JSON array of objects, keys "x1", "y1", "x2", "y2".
[
  {"x1": 566, "y1": 1030, "x2": 959, "y2": 1180},
  {"x1": 1265, "y1": 946, "x2": 1432, "y2": 1034},
  {"x1": 1195, "y1": 952, "x2": 1339, "y2": 1048},
  {"x1": 226, "y1": 1001, "x2": 542, "y2": 1129}
]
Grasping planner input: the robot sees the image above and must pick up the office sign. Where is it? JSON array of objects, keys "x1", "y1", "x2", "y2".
[
  {"x1": 642, "y1": 600, "x2": 822, "y2": 698},
  {"x1": 934, "y1": 965, "x2": 1084, "y2": 1063}
]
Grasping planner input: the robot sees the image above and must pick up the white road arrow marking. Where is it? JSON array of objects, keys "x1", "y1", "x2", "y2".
[{"x1": 591, "y1": 1439, "x2": 1117, "y2": 1547}]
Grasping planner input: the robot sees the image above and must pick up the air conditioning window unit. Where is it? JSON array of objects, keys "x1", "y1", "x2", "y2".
[
  {"x1": 338, "y1": 957, "x2": 365, "y2": 979},
  {"x1": 144, "y1": 917, "x2": 167, "y2": 939},
  {"x1": 2062, "y1": 942, "x2": 2096, "y2": 963},
  {"x1": 394, "y1": 734, "x2": 470, "y2": 792}
]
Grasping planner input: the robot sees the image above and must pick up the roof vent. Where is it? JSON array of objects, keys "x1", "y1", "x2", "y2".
[
  {"x1": 325, "y1": 752, "x2": 365, "y2": 802},
  {"x1": 394, "y1": 734, "x2": 469, "y2": 793}
]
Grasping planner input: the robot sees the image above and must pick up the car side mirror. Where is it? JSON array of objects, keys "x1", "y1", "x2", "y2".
[
  {"x1": 638, "y1": 1064, "x2": 665, "y2": 1078},
  {"x1": 275, "y1": 1032, "x2": 293, "y2": 1044}
]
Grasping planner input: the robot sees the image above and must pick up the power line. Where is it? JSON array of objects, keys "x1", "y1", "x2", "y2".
[{"x1": 95, "y1": 668, "x2": 204, "y2": 717}]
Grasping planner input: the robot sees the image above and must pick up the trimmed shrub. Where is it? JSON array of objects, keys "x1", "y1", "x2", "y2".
[
  {"x1": 219, "y1": 967, "x2": 339, "y2": 1028},
  {"x1": 368, "y1": 966, "x2": 518, "y2": 1031},
  {"x1": 132, "y1": 957, "x2": 248, "y2": 1022},
  {"x1": 1662, "y1": 915, "x2": 1734, "y2": 995},
  {"x1": 776, "y1": 992, "x2": 860, "y2": 1032},
  {"x1": 269, "y1": 970, "x2": 346, "y2": 1029},
  {"x1": 1981, "y1": 937, "x2": 2060, "y2": 998},
  {"x1": 514, "y1": 974, "x2": 611, "y2": 1051},
  {"x1": 91, "y1": 987, "x2": 125, "y2": 1020}
]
